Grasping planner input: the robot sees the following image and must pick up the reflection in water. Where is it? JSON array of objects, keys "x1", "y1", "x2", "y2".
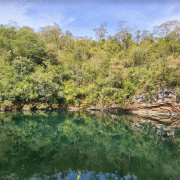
[{"x1": 0, "y1": 111, "x2": 180, "y2": 180}]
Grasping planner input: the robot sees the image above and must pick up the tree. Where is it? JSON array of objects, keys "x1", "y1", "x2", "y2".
[
  {"x1": 73, "y1": 48, "x2": 83, "y2": 62},
  {"x1": 140, "y1": 30, "x2": 154, "y2": 42},
  {"x1": 5, "y1": 20, "x2": 19, "y2": 30},
  {"x1": 20, "y1": 26, "x2": 35, "y2": 33},
  {"x1": 167, "y1": 27, "x2": 180, "y2": 41},
  {"x1": 93, "y1": 22, "x2": 108, "y2": 41},
  {"x1": 153, "y1": 20, "x2": 180, "y2": 38},
  {"x1": 116, "y1": 21, "x2": 132, "y2": 50},
  {"x1": 39, "y1": 22, "x2": 63, "y2": 47},
  {"x1": 59, "y1": 30, "x2": 74, "y2": 51},
  {"x1": 134, "y1": 29, "x2": 141, "y2": 44},
  {"x1": 15, "y1": 29, "x2": 46, "y2": 64},
  {"x1": 132, "y1": 48, "x2": 147, "y2": 66},
  {"x1": 0, "y1": 25, "x2": 17, "y2": 60},
  {"x1": 102, "y1": 36, "x2": 122, "y2": 55},
  {"x1": 166, "y1": 39, "x2": 180, "y2": 55}
]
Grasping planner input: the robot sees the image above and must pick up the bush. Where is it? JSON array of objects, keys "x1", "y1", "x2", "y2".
[
  {"x1": 176, "y1": 91, "x2": 180, "y2": 101},
  {"x1": 132, "y1": 48, "x2": 147, "y2": 66},
  {"x1": 1, "y1": 100, "x2": 12, "y2": 110}
]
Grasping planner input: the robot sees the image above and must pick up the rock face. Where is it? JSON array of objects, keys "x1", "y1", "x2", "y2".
[
  {"x1": 130, "y1": 89, "x2": 180, "y2": 126},
  {"x1": 152, "y1": 89, "x2": 177, "y2": 103},
  {"x1": 133, "y1": 89, "x2": 178, "y2": 104}
]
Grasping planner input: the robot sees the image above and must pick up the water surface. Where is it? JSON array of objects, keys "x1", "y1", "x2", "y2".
[{"x1": 0, "y1": 110, "x2": 180, "y2": 180}]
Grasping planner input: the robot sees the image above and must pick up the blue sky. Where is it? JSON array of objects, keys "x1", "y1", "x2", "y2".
[{"x1": 0, "y1": 0, "x2": 180, "y2": 39}]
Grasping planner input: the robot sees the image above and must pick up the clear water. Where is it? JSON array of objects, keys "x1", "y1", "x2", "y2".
[{"x1": 0, "y1": 110, "x2": 180, "y2": 180}]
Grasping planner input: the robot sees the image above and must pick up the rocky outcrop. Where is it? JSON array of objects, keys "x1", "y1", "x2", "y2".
[
  {"x1": 133, "y1": 89, "x2": 178, "y2": 104},
  {"x1": 133, "y1": 89, "x2": 178, "y2": 103},
  {"x1": 129, "y1": 89, "x2": 180, "y2": 126}
]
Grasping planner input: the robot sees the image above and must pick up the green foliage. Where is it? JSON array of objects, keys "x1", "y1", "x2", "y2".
[
  {"x1": 1, "y1": 20, "x2": 180, "y2": 109},
  {"x1": 177, "y1": 91, "x2": 180, "y2": 101},
  {"x1": 0, "y1": 111, "x2": 179, "y2": 179},
  {"x1": 132, "y1": 48, "x2": 147, "y2": 66},
  {"x1": 15, "y1": 30, "x2": 46, "y2": 64},
  {"x1": 0, "y1": 100, "x2": 12, "y2": 109},
  {"x1": 73, "y1": 48, "x2": 83, "y2": 62}
]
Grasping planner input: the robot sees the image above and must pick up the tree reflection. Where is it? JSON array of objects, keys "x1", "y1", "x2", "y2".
[{"x1": 0, "y1": 111, "x2": 179, "y2": 180}]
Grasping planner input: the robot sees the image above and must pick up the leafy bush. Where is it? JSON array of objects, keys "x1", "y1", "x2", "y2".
[{"x1": 132, "y1": 48, "x2": 147, "y2": 66}]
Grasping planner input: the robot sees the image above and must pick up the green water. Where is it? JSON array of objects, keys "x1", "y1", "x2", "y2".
[{"x1": 0, "y1": 111, "x2": 180, "y2": 180}]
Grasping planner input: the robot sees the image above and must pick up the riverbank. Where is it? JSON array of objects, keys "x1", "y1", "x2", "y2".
[
  {"x1": 1, "y1": 101, "x2": 180, "y2": 114},
  {"x1": 1, "y1": 101, "x2": 180, "y2": 126},
  {"x1": 1, "y1": 89, "x2": 180, "y2": 126}
]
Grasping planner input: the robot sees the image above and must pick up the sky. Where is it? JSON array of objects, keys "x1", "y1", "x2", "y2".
[{"x1": 0, "y1": 0, "x2": 180, "y2": 39}]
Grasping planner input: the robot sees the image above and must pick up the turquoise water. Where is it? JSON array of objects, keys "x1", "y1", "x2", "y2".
[{"x1": 0, "y1": 111, "x2": 180, "y2": 180}]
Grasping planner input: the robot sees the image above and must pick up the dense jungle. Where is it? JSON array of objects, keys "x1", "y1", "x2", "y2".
[{"x1": 1, "y1": 20, "x2": 180, "y2": 110}]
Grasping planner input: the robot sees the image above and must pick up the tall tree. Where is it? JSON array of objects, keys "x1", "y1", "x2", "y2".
[
  {"x1": 116, "y1": 21, "x2": 132, "y2": 50},
  {"x1": 15, "y1": 29, "x2": 46, "y2": 64},
  {"x1": 0, "y1": 25, "x2": 17, "y2": 60},
  {"x1": 39, "y1": 22, "x2": 63, "y2": 47},
  {"x1": 153, "y1": 20, "x2": 180, "y2": 38},
  {"x1": 134, "y1": 29, "x2": 141, "y2": 44},
  {"x1": 93, "y1": 22, "x2": 108, "y2": 41}
]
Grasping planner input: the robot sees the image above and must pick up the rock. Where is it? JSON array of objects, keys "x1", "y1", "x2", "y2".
[
  {"x1": 141, "y1": 103, "x2": 147, "y2": 108},
  {"x1": 163, "y1": 127, "x2": 171, "y2": 132},
  {"x1": 136, "y1": 99, "x2": 142, "y2": 103},
  {"x1": 159, "y1": 94, "x2": 163, "y2": 99},
  {"x1": 171, "y1": 95, "x2": 177, "y2": 101},
  {"x1": 164, "y1": 98, "x2": 170, "y2": 103},
  {"x1": 157, "y1": 99, "x2": 163, "y2": 103},
  {"x1": 111, "y1": 103, "x2": 118, "y2": 109},
  {"x1": 134, "y1": 95, "x2": 146, "y2": 103},
  {"x1": 156, "y1": 124, "x2": 163, "y2": 129}
]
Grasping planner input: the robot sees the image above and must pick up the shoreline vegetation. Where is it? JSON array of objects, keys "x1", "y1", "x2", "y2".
[
  {"x1": 1, "y1": 99, "x2": 180, "y2": 127},
  {"x1": 1, "y1": 20, "x2": 180, "y2": 127}
]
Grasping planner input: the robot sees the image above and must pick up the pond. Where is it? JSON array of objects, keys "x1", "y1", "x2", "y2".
[{"x1": 0, "y1": 110, "x2": 180, "y2": 180}]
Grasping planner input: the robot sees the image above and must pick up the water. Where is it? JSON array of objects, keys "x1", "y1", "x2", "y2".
[{"x1": 0, "y1": 110, "x2": 180, "y2": 180}]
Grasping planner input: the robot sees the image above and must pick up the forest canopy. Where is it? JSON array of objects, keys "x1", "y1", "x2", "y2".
[{"x1": 1, "y1": 20, "x2": 180, "y2": 110}]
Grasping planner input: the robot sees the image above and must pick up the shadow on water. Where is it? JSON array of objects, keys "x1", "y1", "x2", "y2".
[{"x1": 0, "y1": 110, "x2": 180, "y2": 180}]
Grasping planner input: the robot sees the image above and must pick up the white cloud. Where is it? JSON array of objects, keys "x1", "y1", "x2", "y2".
[
  {"x1": 0, "y1": 2, "x2": 75, "y2": 31},
  {"x1": 0, "y1": 1, "x2": 179, "y2": 38}
]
